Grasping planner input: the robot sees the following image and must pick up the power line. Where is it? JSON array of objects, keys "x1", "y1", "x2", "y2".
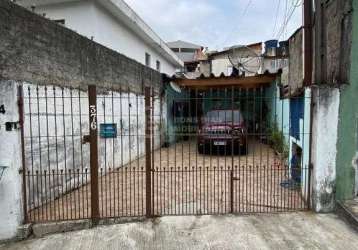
[
  {"x1": 275, "y1": 0, "x2": 302, "y2": 40},
  {"x1": 218, "y1": 0, "x2": 253, "y2": 49},
  {"x1": 272, "y1": 0, "x2": 282, "y2": 37}
]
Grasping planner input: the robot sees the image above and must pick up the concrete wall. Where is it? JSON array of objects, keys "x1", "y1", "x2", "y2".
[
  {"x1": 288, "y1": 28, "x2": 303, "y2": 95},
  {"x1": 335, "y1": 0, "x2": 358, "y2": 200},
  {"x1": 311, "y1": 88, "x2": 340, "y2": 212},
  {"x1": 0, "y1": 81, "x2": 23, "y2": 240},
  {"x1": 19, "y1": 0, "x2": 179, "y2": 76},
  {"x1": 314, "y1": 0, "x2": 353, "y2": 85},
  {"x1": 0, "y1": 0, "x2": 162, "y2": 92}
]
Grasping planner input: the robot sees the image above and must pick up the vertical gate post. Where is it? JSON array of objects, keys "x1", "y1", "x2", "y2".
[
  {"x1": 88, "y1": 85, "x2": 100, "y2": 222},
  {"x1": 18, "y1": 85, "x2": 28, "y2": 223},
  {"x1": 145, "y1": 87, "x2": 152, "y2": 217},
  {"x1": 230, "y1": 168, "x2": 234, "y2": 213}
]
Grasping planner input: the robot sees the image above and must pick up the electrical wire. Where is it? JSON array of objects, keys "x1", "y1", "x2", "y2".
[
  {"x1": 272, "y1": 0, "x2": 282, "y2": 37},
  {"x1": 219, "y1": 0, "x2": 253, "y2": 49},
  {"x1": 275, "y1": 0, "x2": 302, "y2": 40}
]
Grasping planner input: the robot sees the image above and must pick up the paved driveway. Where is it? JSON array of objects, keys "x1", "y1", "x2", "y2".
[{"x1": 2, "y1": 212, "x2": 357, "y2": 250}]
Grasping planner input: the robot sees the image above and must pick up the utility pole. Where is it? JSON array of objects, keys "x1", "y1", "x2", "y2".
[
  {"x1": 303, "y1": 0, "x2": 313, "y2": 86},
  {"x1": 304, "y1": 0, "x2": 314, "y2": 211}
]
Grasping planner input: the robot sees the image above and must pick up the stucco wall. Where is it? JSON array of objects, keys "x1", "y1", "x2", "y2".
[
  {"x1": 0, "y1": 81, "x2": 23, "y2": 240},
  {"x1": 0, "y1": 0, "x2": 162, "y2": 92},
  {"x1": 335, "y1": 0, "x2": 358, "y2": 200},
  {"x1": 288, "y1": 28, "x2": 303, "y2": 95},
  {"x1": 311, "y1": 88, "x2": 340, "y2": 212}
]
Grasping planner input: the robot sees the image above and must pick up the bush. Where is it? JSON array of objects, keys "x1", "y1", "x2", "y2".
[{"x1": 268, "y1": 123, "x2": 289, "y2": 160}]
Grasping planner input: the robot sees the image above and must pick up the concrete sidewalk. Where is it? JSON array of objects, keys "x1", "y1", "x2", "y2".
[{"x1": 2, "y1": 212, "x2": 358, "y2": 250}]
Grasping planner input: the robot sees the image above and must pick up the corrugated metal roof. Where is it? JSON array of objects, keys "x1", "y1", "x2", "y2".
[{"x1": 169, "y1": 71, "x2": 281, "y2": 89}]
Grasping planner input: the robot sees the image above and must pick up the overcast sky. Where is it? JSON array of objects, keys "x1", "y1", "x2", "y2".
[{"x1": 125, "y1": 0, "x2": 303, "y2": 50}]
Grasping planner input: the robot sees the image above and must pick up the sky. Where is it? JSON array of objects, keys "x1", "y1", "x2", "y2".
[{"x1": 125, "y1": 0, "x2": 303, "y2": 50}]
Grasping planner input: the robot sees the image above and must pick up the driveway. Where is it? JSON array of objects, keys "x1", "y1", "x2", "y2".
[
  {"x1": 28, "y1": 139, "x2": 305, "y2": 222},
  {"x1": 2, "y1": 212, "x2": 357, "y2": 250}
]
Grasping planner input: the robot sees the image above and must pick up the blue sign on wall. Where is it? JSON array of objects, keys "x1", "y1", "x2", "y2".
[{"x1": 100, "y1": 123, "x2": 117, "y2": 138}]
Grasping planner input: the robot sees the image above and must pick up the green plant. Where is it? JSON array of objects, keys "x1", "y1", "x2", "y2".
[{"x1": 268, "y1": 123, "x2": 289, "y2": 159}]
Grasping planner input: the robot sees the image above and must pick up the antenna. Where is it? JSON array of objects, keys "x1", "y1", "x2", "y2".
[{"x1": 227, "y1": 45, "x2": 262, "y2": 75}]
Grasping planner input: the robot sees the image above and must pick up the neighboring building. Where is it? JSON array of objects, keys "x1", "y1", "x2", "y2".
[
  {"x1": 17, "y1": 0, "x2": 183, "y2": 75},
  {"x1": 167, "y1": 40, "x2": 203, "y2": 63},
  {"x1": 262, "y1": 40, "x2": 289, "y2": 75},
  {"x1": 208, "y1": 42, "x2": 263, "y2": 77},
  {"x1": 182, "y1": 41, "x2": 289, "y2": 79},
  {"x1": 167, "y1": 40, "x2": 206, "y2": 76}
]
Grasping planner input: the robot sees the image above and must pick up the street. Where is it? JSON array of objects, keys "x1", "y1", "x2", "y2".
[{"x1": 2, "y1": 212, "x2": 358, "y2": 250}]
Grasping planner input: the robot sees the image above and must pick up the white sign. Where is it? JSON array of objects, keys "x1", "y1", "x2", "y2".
[{"x1": 89, "y1": 105, "x2": 97, "y2": 130}]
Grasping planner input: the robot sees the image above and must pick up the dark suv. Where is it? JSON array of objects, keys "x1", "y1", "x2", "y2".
[{"x1": 197, "y1": 109, "x2": 247, "y2": 155}]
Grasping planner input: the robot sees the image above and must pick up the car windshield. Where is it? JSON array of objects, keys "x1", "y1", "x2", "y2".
[{"x1": 204, "y1": 110, "x2": 243, "y2": 123}]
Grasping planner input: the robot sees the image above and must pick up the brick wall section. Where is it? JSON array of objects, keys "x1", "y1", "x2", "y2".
[{"x1": 0, "y1": 0, "x2": 162, "y2": 92}]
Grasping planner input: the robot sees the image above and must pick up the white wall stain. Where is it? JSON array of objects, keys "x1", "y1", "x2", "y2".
[{"x1": 311, "y1": 87, "x2": 340, "y2": 212}]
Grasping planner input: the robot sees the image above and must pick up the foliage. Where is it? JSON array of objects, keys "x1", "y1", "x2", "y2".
[{"x1": 268, "y1": 123, "x2": 289, "y2": 160}]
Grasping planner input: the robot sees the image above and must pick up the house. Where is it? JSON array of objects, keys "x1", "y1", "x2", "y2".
[
  {"x1": 207, "y1": 42, "x2": 263, "y2": 77},
  {"x1": 167, "y1": 40, "x2": 203, "y2": 63},
  {"x1": 181, "y1": 41, "x2": 289, "y2": 79},
  {"x1": 17, "y1": 0, "x2": 183, "y2": 75},
  {"x1": 167, "y1": 40, "x2": 208, "y2": 76}
]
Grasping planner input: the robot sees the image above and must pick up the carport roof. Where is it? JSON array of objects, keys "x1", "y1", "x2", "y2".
[{"x1": 170, "y1": 72, "x2": 280, "y2": 89}]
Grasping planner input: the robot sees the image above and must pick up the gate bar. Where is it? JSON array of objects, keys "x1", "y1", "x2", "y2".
[
  {"x1": 18, "y1": 85, "x2": 28, "y2": 223},
  {"x1": 145, "y1": 87, "x2": 152, "y2": 217},
  {"x1": 88, "y1": 85, "x2": 100, "y2": 222}
]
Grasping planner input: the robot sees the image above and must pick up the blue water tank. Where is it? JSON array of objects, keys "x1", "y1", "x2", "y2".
[
  {"x1": 265, "y1": 40, "x2": 278, "y2": 49},
  {"x1": 265, "y1": 40, "x2": 279, "y2": 57},
  {"x1": 278, "y1": 41, "x2": 289, "y2": 57}
]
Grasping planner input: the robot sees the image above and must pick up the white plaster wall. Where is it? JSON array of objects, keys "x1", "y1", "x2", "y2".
[
  {"x1": 311, "y1": 87, "x2": 340, "y2": 212},
  {"x1": 211, "y1": 58, "x2": 231, "y2": 76},
  {"x1": 0, "y1": 81, "x2": 23, "y2": 240},
  {"x1": 211, "y1": 57, "x2": 260, "y2": 77},
  {"x1": 31, "y1": 1, "x2": 178, "y2": 75},
  {"x1": 32, "y1": 1, "x2": 97, "y2": 40}
]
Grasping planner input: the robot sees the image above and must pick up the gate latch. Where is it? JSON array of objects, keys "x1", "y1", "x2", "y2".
[{"x1": 82, "y1": 135, "x2": 91, "y2": 144}]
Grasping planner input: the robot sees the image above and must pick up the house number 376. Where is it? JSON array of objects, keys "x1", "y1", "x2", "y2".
[{"x1": 89, "y1": 105, "x2": 97, "y2": 130}]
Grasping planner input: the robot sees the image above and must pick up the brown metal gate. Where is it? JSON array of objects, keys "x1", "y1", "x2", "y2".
[{"x1": 20, "y1": 83, "x2": 311, "y2": 223}]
